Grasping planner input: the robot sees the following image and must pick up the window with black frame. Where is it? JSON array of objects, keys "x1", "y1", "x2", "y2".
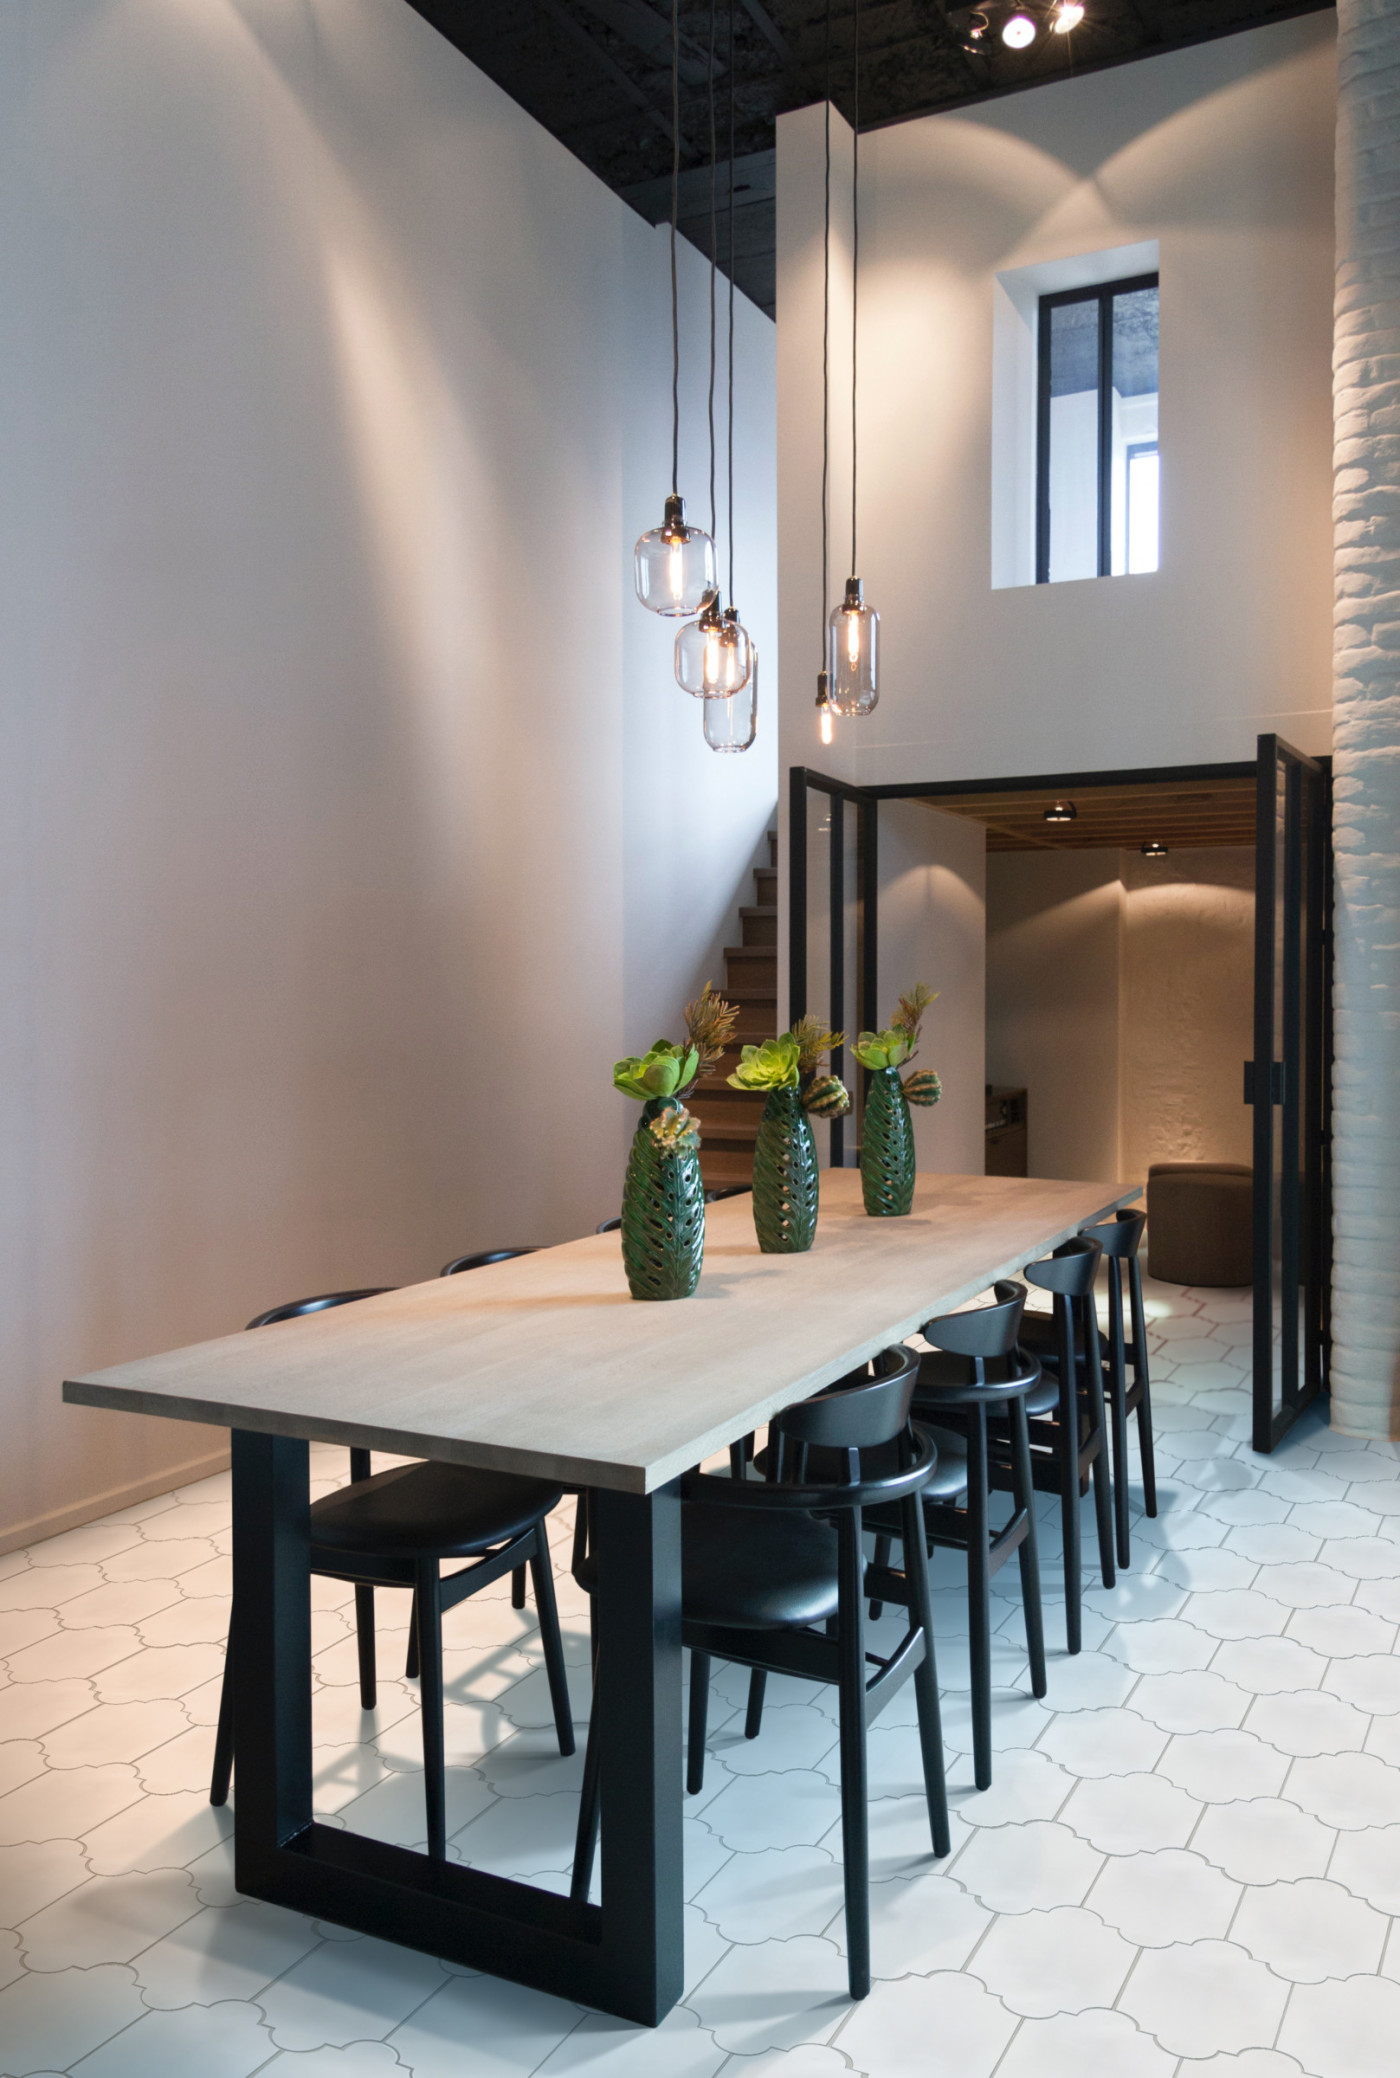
[{"x1": 1036, "y1": 273, "x2": 1159, "y2": 584}]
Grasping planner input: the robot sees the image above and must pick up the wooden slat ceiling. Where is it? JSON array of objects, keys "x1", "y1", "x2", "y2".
[{"x1": 923, "y1": 777, "x2": 1257, "y2": 852}]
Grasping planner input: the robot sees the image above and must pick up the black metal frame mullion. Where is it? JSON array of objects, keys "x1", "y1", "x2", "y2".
[
  {"x1": 1096, "y1": 295, "x2": 1113, "y2": 579},
  {"x1": 790, "y1": 766, "x2": 872, "y2": 1168},
  {"x1": 1251, "y1": 741, "x2": 1280, "y2": 1452},
  {"x1": 829, "y1": 796, "x2": 846, "y2": 1167}
]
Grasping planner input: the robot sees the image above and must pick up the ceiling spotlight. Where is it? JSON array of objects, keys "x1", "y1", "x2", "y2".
[
  {"x1": 1043, "y1": 800, "x2": 1077, "y2": 824},
  {"x1": 1141, "y1": 839, "x2": 1169, "y2": 859},
  {"x1": 959, "y1": 9, "x2": 990, "y2": 46},
  {"x1": 1001, "y1": 12, "x2": 1038, "y2": 48},
  {"x1": 1051, "y1": 0, "x2": 1085, "y2": 29}
]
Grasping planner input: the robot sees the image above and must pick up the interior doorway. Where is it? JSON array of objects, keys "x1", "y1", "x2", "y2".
[{"x1": 788, "y1": 740, "x2": 1331, "y2": 1453}]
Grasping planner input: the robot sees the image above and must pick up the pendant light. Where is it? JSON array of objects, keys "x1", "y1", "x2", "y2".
[
  {"x1": 827, "y1": 0, "x2": 879, "y2": 718},
  {"x1": 705, "y1": 0, "x2": 756, "y2": 750},
  {"x1": 680, "y1": 0, "x2": 753, "y2": 711},
  {"x1": 634, "y1": 1, "x2": 716, "y2": 617},
  {"x1": 815, "y1": 9, "x2": 835, "y2": 749}
]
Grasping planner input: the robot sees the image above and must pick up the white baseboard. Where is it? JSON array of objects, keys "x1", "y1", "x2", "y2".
[{"x1": 0, "y1": 1443, "x2": 233, "y2": 1557}]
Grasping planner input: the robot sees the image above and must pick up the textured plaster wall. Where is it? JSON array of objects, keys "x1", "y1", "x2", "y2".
[
  {"x1": 1119, "y1": 849, "x2": 1256, "y2": 1184},
  {"x1": 985, "y1": 848, "x2": 1254, "y2": 1187},
  {"x1": 1332, "y1": 0, "x2": 1400, "y2": 1437}
]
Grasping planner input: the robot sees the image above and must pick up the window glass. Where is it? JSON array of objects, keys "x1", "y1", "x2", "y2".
[
  {"x1": 1046, "y1": 298, "x2": 1100, "y2": 583},
  {"x1": 1111, "y1": 284, "x2": 1159, "y2": 575}
]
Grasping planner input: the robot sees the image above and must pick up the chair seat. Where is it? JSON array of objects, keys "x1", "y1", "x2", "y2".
[
  {"x1": 1022, "y1": 1378, "x2": 1060, "y2": 1416},
  {"x1": 682, "y1": 1502, "x2": 841, "y2": 1630},
  {"x1": 310, "y1": 1461, "x2": 562, "y2": 1560}
]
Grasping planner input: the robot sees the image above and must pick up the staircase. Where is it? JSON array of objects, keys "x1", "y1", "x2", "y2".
[{"x1": 691, "y1": 830, "x2": 778, "y2": 1190}]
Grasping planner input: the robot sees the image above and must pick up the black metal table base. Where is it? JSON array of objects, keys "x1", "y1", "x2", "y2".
[{"x1": 230, "y1": 1431, "x2": 684, "y2": 2026}]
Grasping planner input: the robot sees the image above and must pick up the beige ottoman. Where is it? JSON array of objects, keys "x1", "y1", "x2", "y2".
[{"x1": 1146, "y1": 1162, "x2": 1253, "y2": 1288}]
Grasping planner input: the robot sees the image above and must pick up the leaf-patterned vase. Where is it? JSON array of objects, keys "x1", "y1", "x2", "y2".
[
  {"x1": 860, "y1": 1065, "x2": 916, "y2": 1217},
  {"x1": 752, "y1": 1086, "x2": 819, "y2": 1253},
  {"x1": 620, "y1": 1100, "x2": 705, "y2": 1300}
]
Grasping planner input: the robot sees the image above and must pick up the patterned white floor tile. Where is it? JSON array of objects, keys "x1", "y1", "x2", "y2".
[
  {"x1": 0, "y1": 1959, "x2": 146, "y2": 2071},
  {"x1": 832, "y1": 1868, "x2": 991, "y2": 1979},
  {"x1": 949, "y1": 1819, "x2": 1101, "y2": 1913},
  {"x1": 1034, "y1": 1706, "x2": 1168, "y2": 1779},
  {"x1": 0, "y1": 1835, "x2": 91, "y2": 1925},
  {"x1": 80, "y1": 1784, "x2": 232, "y2": 1875},
  {"x1": 134, "y1": 1896, "x2": 323, "y2": 2008},
  {"x1": 1117, "y1": 1939, "x2": 1289, "y2": 2058},
  {"x1": 706, "y1": 1704, "x2": 840, "y2": 1779},
  {"x1": 685, "y1": 1935, "x2": 850, "y2": 2056},
  {"x1": 42, "y1": 1699, "x2": 194, "y2": 1770},
  {"x1": 4, "y1": 1626, "x2": 144, "y2": 1683},
  {"x1": 1223, "y1": 1523, "x2": 1321, "y2": 1566},
  {"x1": 1327, "y1": 1819, "x2": 1400, "y2": 1911},
  {"x1": 17, "y1": 1866, "x2": 199, "y2": 1970},
  {"x1": 0, "y1": 1566, "x2": 107, "y2": 1612},
  {"x1": 1210, "y1": 1636, "x2": 1327, "y2": 1695},
  {"x1": 1182, "y1": 1590, "x2": 1292, "y2": 1640},
  {"x1": 534, "y1": 2004, "x2": 726, "y2": 2078},
  {"x1": 699, "y1": 1770, "x2": 844, "y2": 1853},
  {"x1": 1058, "y1": 1770, "x2": 1201, "y2": 1853},
  {"x1": 1286, "y1": 1749, "x2": 1400, "y2": 1828},
  {"x1": 836, "y1": 1969, "x2": 1014, "y2": 2077},
  {"x1": 58, "y1": 1581, "x2": 184, "y2": 1629},
  {"x1": 1285, "y1": 1603, "x2": 1395, "y2": 1657},
  {"x1": 0, "y1": 1761, "x2": 141, "y2": 1844},
  {"x1": 384, "y1": 1970, "x2": 581, "y2": 2076},
  {"x1": 1102, "y1": 1617, "x2": 1219, "y2": 1673},
  {"x1": 0, "y1": 1740, "x2": 47, "y2": 1800},
  {"x1": 92, "y1": 1642, "x2": 225, "y2": 1706},
  {"x1": 1277, "y1": 1973, "x2": 1400, "y2": 2078},
  {"x1": 1244, "y1": 1688, "x2": 1370, "y2": 1757},
  {"x1": 1189, "y1": 1798, "x2": 1334, "y2": 1883},
  {"x1": 1156, "y1": 1728, "x2": 1290, "y2": 1803},
  {"x1": 257, "y1": 2046, "x2": 415, "y2": 2078},
  {"x1": 995, "y1": 2004, "x2": 1176, "y2": 2078},
  {"x1": 969, "y1": 1903, "x2": 1134, "y2": 2017},
  {"x1": 1175, "y1": 2055, "x2": 1315, "y2": 2078},
  {"x1": 68, "y1": 1995, "x2": 276, "y2": 2078},
  {"x1": 692, "y1": 1844, "x2": 845, "y2": 1945},
  {"x1": 1086, "y1": 1845, "x2": 1240, "y2": 1946},
  {"x1": 1130, "y1": 1670, "x2": 1251, "y2": 1733},
  {"x1": 1153, "y1": 1548, "x2": 1262, "y2": 1593},
  {"x1": 1231, "y1": 1873, "x2": 1388, "y2": 1981}
]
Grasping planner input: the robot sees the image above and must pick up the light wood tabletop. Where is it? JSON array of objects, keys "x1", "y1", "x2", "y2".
[{"x1": 64, "y1": 1171, "x2": 1138, "y2": 1494}]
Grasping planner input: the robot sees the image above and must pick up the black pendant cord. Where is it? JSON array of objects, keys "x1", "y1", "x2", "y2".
[
  {"x1": 707, "y1": 0, "x2": 718, "y2": 553},
  {"x1": 851, "y1": 0, "x2": 860, "y2": 577},
  {"x1": 821, "y1": 0, "x2": 831, "y2": 669},
  {"x1": 670, "y1": 0, "x2": 680, "y2": 498},
  {"x1": 727, "y1": 0, "x2": 736, "y2": 608}
]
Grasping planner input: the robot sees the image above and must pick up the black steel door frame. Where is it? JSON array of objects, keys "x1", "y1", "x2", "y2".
[
  {"x1": 230, "y1": 1431, "x2": 684, "y2": 2027},
  {"x1": 1250, "y1": 737, "x2": 1331, "y2": 1452}
]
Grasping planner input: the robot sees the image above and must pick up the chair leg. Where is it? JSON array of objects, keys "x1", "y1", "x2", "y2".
[
  {"x1": 1058, "y1": 1374, "x2": 1083, "y2": 1658},
  {"x1": 1129, "y1": 1260, "x2": 1158, "y2": 1517},
  {"x1": 1009, "y1": 1397, "x2": 1047, "y2": 1699},
  {"x1": 404, "y1": 1589, "x2": 420, "y2": 1680},
  {"x1": 900, "y1": 1492, "x2": 950, "y2": 1857},
  {"x1": 1136, "y1": 1387, "x2": 1159, "y2": 1518},
  {"x1": 529, "y1": 1527, "x2": 575, "y2": 1758},
  {"x1": 1087, "y1": 1390, "x2": 1116, "y2": 1591},
  {"x1": 354, "y1": 1585, "x2": 377, "y2": 1711},
  {"x1": 210, "y1": 1631, "x2": 234, "y2": 1806},
  {"x1": 511, "y1": 1566, "x2": 527, "y2": 1611},
  {"x1": 868, "y1": 1532, "x2": 891, "y2": 1621},
  {"x1": 415, "y1": 1559, "x2": 447, "y2": 1860},
  {"x1": 744, "y1": 1668, "x2": 767, "y2": 1740},
  {"x1": 571, "y1": 1648, "x2": 602, "y2": 1904},
  {"x1": 1107, "y1": 1272, "x2": 1132, "y2": 1571},
  {"x1": 836, "y1": 1514, "x2": 871, "y2": 2000},
  {"x1": 687, "y1": 1649, "x2": 711, "y2": 1795},
  {"x1": 967, "y1": 1405, "x2": 993, "y2": 1792}
]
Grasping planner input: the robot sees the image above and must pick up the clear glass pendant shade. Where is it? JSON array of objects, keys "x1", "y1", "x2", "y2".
[
  {"x1": 704, "y1": 643, "x2": 758, "y2": 753},
  {"x1": 827, "y1": 577, "x2": 879, "y2": 716},
  {"x1": 676, "y1": 597, "x2": 752, "y2": 700},
  {"x1": 634, "y1": 494, "x2": 717, "y2": 617}
]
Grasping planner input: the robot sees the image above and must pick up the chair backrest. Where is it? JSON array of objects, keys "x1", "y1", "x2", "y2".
[
  {"x1": 1023, "y1": 1234, "x2": 1102, "y2": 1298},
  {"x1": 440, "y1": 1248, "x2": 540, "y2": 1277},
  {"x1": 595, "y1": 1218, "x2": 622, "y2": 1234},
  {"x1": 920, "y1": 1280, "x2": 1025, "y2": 1360},
  {"x1": 246, "y1": 1288, "x2": 392, "y2": 1331},
  {"x1": 1083, "y1": 1208, "x2": 1145, "y2": 1261},
  {"x1": 705, "y1": 1185, "x2": 752, "y2": 1203},
  {"x1": 774, "y1": 1344, "x2": 919, "y2": 1452}
]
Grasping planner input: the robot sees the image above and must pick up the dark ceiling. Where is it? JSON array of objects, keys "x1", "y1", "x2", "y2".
[{"x1": 406, "y1": 1, "x2": 1333, "y2": 316}]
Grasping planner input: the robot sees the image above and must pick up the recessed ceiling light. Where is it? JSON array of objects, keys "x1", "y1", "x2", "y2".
[
  {"x1": 1141, "y1": 839, "x2": 1168, "y2": 858},
  {"x1": 1002, "y1": 12, "x2": 1038, "y2": 48},
  {"x1": 1052, "y1": 1, "x2": 1085, "y2": 31},
  {"x1": 1044, "y1": 800, "x2": 1077, "y2": 823}
]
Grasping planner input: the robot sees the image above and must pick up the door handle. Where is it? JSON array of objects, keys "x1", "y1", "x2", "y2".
[{"x1": 1243, "y1": 1061, "x2": 1285, "y2": 1105}]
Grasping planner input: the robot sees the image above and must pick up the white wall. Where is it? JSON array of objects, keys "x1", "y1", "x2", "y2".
[
  {"x1": 775, "y1": 15, "x2": 1336, "y2": 793},
  {"x1": 985, "y1": 845, "x2": 1254, "y2": 1187},
  {"x1": 0, "y1": 0, "x2": 776, "y2": 1550}
]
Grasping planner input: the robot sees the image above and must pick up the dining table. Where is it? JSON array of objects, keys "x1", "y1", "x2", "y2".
[{"x1": 63, "y1": 1168, "x2": 1138, "y2": 2026}]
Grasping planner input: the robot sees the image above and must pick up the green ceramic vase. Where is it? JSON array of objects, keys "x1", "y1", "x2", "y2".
[
  {"x1": 861, "y1": 1065, "x2": 916, "y2": 1217},
  {"x1": 620, "y1": 1099, "x2": 705, "y2": 1300},
  {"x1": 751, "y1": 1086, "x2": 819, "y2": 1253}
]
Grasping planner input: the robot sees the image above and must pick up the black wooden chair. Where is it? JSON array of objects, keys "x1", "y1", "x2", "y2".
[
  {"x1": 569, "y1": 1345, "x2": 949, "y2": 2001},
  {"x1": 1013, "y1": 1236, "x2": 1117, "y2": 1653},
  {"x1": 865, "y1": 1280, "x2": 1046, "y2": 1793},
  {"x1": 210, "y1": 1285, "x2": 573, "y2": 1861},
  {"x1": 438, "y1": 1248, "x2": 544, "y2": 1611},
  {"x1": 1082, "y1": 1208, "x2": 1157, "y2": 1568}
]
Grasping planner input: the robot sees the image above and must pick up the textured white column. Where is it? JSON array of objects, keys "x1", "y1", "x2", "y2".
[{"x1": 1333, "y1": 0, "x2": 1400, "y2": 1436}]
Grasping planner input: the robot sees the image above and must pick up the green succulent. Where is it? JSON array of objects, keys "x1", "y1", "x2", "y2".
[
  {"x1": 851, "y1": 1027, "x2": 914, "y2": 1072},
  {"x1": 613, "y1": 1041, "x2": 700, "y2": 1102},
  {"x1": 803, "y1": 1074, "x2": 852, "y2": 1118},
  {"x1": 647, "y1": 1103, "x2": 701, "y2": 1156},
  {"x1": 903, "y1": 1069, "x2": 942, "y2": 1107},
  {"x1": 727, "y1": 1034, "x2": 801, "y2": 1093}
]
